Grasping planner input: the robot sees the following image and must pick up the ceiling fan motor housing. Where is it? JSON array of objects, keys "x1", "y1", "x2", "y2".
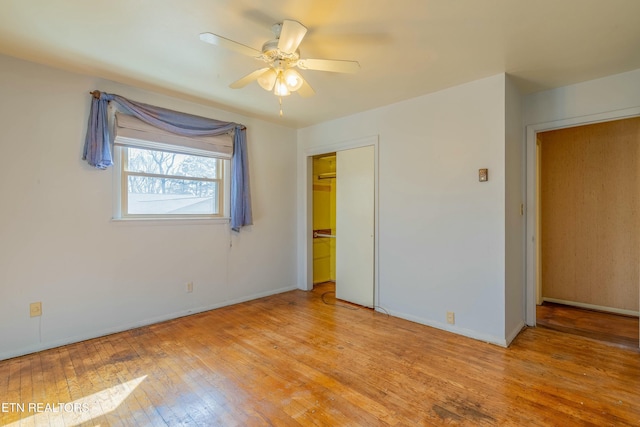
[{"x1": 261, "y1": 39, "x2": 300, "y2": 65}]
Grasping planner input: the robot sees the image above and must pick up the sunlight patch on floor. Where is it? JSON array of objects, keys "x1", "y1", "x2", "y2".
[{"x1": 5, "y1": 376, "x2": 146, "y2": 427}]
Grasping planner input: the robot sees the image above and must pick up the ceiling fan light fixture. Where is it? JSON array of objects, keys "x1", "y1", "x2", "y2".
[
  {"x1": 273, "y1": 71, "x2": 291, "y2": 96},
  {"x1": 257, "y1": 68, "x2": 277, "y2": 91},
  {"x1": 283, "y1": 68, "x2": 304, "y2": 91}
]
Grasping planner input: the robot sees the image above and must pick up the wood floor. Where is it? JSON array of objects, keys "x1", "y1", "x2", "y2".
[
  {"x1": 537, "y1": 301, "x2": 639, "y2": 349},
  {"x1": 1, "y1": 283, "x2": 639, "y2": 426}
]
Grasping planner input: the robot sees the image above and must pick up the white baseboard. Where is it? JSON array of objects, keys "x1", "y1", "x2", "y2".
[
  {"x1": 380, "y1": 307, "x2": 509, "y2": 348},
  {"x1": 542, "y1": 297, "x2": 639, "y2": 317}
]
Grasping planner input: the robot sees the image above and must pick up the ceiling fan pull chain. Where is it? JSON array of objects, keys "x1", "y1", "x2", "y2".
[{"x1": 279, "y1": 96, "x2": 283, "y2": 116}]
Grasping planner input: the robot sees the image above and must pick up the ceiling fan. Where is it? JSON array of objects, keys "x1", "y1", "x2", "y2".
[{"x1": 199, "y1": 20, "x2": 360, "y2": 115}]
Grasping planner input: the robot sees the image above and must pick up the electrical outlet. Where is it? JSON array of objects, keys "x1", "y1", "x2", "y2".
[
  {"x1": 30, "y1": 302, "x2": 42, "y2": 317},
  {"x1": 186, "y1": 282, "x2": 193, "y2": 293},
  {"x1": 446, "y1": 311, "x2": 455, "y2": 325}
]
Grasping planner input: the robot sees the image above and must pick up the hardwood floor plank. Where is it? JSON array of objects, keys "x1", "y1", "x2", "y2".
[
  {"x1": 1, "y1": 286, "x2": 639, "y2": 426},
  {"x1": 66, "y1": 340, "x2": 112, "y2": 426},
  {"x1": 29, "y1": 354, "x2": 49, "y2": 427},
  {"x1": 54, "y1": 348, "x2": 79, "y2": 427},
  {"x1": 108, "y1": 333, "x2": 170, "y2": 426},
  {"x1": 40, "y1": 350, "x2": 65, "y2": 427},
  {"x1": 0, "y1": 358, "x2": 23, "y2": 426},
  {"x1": 17, "y1": 355, "x2": 36, "y2": 427},
  {"x1": 104, "y1": 334, "x2": 181, "y2": 426},
  {"x1": 94, "y1": 337, "x2": 152, "y2": 426}
]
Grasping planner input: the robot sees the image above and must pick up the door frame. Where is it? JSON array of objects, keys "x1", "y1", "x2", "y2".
[
  {"x1": 525, "y1": 107, "x2": 640, "y2": 326},
  {"x1": 299, "y1": 135, "x2": 380, "y2": 305}
]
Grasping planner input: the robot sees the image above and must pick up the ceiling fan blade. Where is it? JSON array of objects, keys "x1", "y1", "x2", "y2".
[
  {"x1": 277, "y1": 20, "x2": 307, "y2": 54},
  {"x1": 297, "y1": 79, "x2": 315, "y2": 98},
  {"x1": 297, "y1": 58, "x2": 360, "y2": 73},
  {"x1": 199, "y1": 32, "x2": 261, "y2": 57},
  {"x1": 229, "y1": 68, "x2": 271, "y2": 89}
]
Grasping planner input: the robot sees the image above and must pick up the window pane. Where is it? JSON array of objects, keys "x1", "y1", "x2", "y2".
[
  {"x1": 127, "y1": 176, "x2": 219, "y2": 215},
  {"x1": 126, "y1": 148, "x2": 218, "y2": 179}
]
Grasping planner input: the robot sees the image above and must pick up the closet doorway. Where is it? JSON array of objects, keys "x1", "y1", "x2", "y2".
[
  {"x1": 309, "y1": 143, "x2": 376, "y2": 308},
  {"x1": 311, "y1": 153, "x2": 337, "y2": 287}
]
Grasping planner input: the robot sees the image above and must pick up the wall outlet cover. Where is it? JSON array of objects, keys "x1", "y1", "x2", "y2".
[
  {"x1": 30, "y1": 302, "x2": 42, "y2": 317},
  {"x1": 446, "y1": 311, "x2": 455, "y2": 324}
]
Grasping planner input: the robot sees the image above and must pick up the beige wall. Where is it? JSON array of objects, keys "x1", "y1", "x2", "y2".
[{"x1": 539, "y1": 117, "x2": 640, "y2": 312}]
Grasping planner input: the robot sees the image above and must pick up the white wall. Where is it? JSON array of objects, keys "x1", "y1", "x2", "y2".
[
  {"x1": 298, "y1": 74, "x2": 515, "y2": 345},
  {"x1": 525, "y1": 68, "x2": 640, "y2": 125},
  {"x1": 0, "y1": 54, "x2": 298, "y2": 360},
  {"x1": 504, "y1": 75, "x2": 525, "y2": 342}
]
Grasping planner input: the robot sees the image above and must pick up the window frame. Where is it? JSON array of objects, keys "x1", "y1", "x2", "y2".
[{"x1": 113, "y1": 146, "x2": 230, "y2": 221}]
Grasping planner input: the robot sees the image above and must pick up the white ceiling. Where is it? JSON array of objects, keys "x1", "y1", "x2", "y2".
[{"x1": 1, "y1": 0, "x2": 640, "y2": 128}]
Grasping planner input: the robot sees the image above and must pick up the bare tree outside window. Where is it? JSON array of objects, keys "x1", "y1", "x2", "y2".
[{"x1": 123, "y1": 148, "x2": 222, "y2": 216}]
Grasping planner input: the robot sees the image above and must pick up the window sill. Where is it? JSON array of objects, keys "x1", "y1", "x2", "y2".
[{"x1": 110, "y1": 217, "x2": 230, "y2": 226}]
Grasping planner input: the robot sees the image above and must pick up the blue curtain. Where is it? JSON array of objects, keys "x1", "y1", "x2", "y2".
[
  {"x1": 83, "y1": 91, "x2": 252, "y2": 230},
  {"x1": 82, "y1": 93, "x2": 113, "y2": 169},
  {"x1": 230, "y1": 129, "x2": 252, "y2": 231}
]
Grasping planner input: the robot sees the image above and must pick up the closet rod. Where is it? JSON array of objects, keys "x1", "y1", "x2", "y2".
[{"x1": 315, "y1": 233, "x2": 336, "y2": 238}]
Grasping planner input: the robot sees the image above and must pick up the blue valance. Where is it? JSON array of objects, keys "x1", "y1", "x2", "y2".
[{"x1": 82, "y1": 91, "x2": 252, "y2": 231}]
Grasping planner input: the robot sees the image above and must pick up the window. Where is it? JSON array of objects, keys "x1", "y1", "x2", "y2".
[
  {"x1": 112, "y1": 112, "x2": 231, "y2": 219},
  {"x1": 120, "y1": 147, "x2": 225, "y2": 217}
]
